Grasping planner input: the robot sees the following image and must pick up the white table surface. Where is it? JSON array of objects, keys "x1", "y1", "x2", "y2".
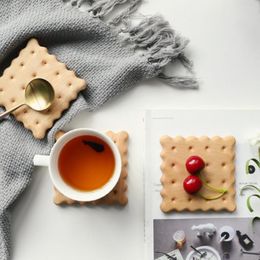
[{"x1": 11, "y1": 0, "x2": 260, "y2": 260}]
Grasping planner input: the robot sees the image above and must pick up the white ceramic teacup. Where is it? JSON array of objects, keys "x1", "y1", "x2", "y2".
[{"x1": 33, "y1": 128, "x2": 121, "y2": 201}]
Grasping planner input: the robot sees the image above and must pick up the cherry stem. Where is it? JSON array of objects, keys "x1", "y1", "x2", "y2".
[
  {"x1": 198, "y1": 191, "x2": 227, "y2": 201},
  {"x1": 203, "y1": 182, "x2": 227, "y2": 193},
  {"x1": 198, "y1": 173, "x2": 227, "y2": 193},
  {"x1": 197, "y1": 172, "x2": 227, "y2": 200}
]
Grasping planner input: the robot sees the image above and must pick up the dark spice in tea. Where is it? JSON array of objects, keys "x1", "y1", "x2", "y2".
[
  {"x1": 83, "y1": 140, "x2": 104, "y2": 152},
  {"x1": 58, "y1": 135, "x2": 115, "y2": 191}
]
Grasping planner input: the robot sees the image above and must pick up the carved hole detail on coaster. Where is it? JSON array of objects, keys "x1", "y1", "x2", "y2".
[
  {"x1": 10, "y1": 98, "x2": 15, "y2": 103},
  {"x1": 67, "y1": 82, "x2": 72, "y2": 87},
  {"x1": 55, "y1": 71, "x2": 60, "y2": 76},
  {"x1": 42, "y1": 60, "x2": 47, "y2": 65},
  {"x1": 10, "y1": 75, "x2": 14, "y2": 80},
  {"x1": 160, "y1": 136, "x2": 236, "y2": 212},
  {"x1": 0, "y1": 88, "x2": 3, "y2": 92},
  {"x1": 20, "y1": 62, "x2": 24, "y2": 67},
  {"x1": 32, "y1": 72, "x2": 37, "y2": 77},
  {"x1": 31, "y1": 50, "x2": 35, "y2": 54},
  {"x1": 23, "y1": 109, "x2": 28, "y2": 114},
  {"x1": 171, "y1": 163, "x2": 175, "y2": 168}
]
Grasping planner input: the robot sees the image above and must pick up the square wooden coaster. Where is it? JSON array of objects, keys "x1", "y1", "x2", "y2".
[
  {"x1": 160, "y1": 136, "x2": 236, "y2": 213},
  {"x1": 0, "y1": 38, "x2": 86, "y2": 139},
  {"x1": 53, "y1": 131, "x2": 128, "y2": 206}
]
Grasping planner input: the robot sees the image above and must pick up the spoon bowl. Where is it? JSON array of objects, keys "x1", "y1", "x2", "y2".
[
  {"x1": 0, "y1": 78, "x2": 55, "y2": 120},
  {"x1": 25, "y1": 78, "x2": 55, "y2": 111}
]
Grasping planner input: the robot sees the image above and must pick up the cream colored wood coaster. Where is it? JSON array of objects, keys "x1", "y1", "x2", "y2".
[
  {"x1": 0, "y1": 38, "x2": 86, "y2": 139},
  {"x1": 53, "y1": 131, "x2": 128, "y2": 206},
  {"x1": 160, "y1": 136, "x2": 236, "y2": 213}
]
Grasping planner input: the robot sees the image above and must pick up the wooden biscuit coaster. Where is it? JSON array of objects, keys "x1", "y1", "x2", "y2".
[
  {"x1": 160, "y1": 136, "x2": 236, "y2": 213},
  {"x1": 53, "y1": 131, "x2": 128, "y2": 206},
  {"x1": 0, "y1": 38, "x2": 86, "y2": 139}
]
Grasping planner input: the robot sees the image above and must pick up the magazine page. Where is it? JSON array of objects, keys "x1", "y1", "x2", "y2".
[{"x1": 145, "y1": 109, "x2": 260, "y2": 260}]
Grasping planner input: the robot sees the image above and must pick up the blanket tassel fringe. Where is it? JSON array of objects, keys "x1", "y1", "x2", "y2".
[{"x1": 68, "y1": 0, "x2": 199, "y2": 89}]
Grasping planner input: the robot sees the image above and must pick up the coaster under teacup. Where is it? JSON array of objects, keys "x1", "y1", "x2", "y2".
[{"x1": 53, "y1": 130, "x2": 129, "y2": 206}]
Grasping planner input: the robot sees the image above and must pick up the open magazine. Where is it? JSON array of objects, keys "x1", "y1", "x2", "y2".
[{"x1": 144, "y1": 109, "x2": 260, "y2": 260}]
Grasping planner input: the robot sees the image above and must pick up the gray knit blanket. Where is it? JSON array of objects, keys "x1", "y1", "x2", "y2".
[{"x1": 0, "y1": 0, "x2": 197, "y2": 259}]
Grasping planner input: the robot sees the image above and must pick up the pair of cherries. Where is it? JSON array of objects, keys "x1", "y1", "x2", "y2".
[{"x1": 183, "y1": 156, "x2": 205, "y2": 194}]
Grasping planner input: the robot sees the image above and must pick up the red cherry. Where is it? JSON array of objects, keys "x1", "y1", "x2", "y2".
[
  {"x1": 186, "y1": 155, "x2": 205, "y2": 174},
  {"x1": 183, "y1": 175, "x2": 202, "y2": 194}
]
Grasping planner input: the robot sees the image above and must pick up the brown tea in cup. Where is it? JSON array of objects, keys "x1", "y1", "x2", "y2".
[{"x1": 58, "y1": 135, "x2": 115, "y2": 191}]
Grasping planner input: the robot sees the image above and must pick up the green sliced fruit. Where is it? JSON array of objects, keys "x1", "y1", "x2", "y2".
[
  {"x1": 240, "y1": 184, "x2": 260, "y2": 196},
  {"x1": 247, "y1": 194, "x2": 260, "y2": 213}
]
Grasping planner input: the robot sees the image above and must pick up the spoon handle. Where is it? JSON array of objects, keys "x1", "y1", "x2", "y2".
[{"x1": 0, "y1": 103, "x2": 25, "y2": 120}]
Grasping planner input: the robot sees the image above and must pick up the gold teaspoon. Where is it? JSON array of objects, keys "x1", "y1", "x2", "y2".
[{"x1": 0, "y1": 78, "x2": 55, "y2": 120}]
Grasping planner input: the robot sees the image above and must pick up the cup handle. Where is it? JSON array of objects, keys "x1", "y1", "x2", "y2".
[{"x1": 33, "y1": 155, "x2": 50, "y2": 167}]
